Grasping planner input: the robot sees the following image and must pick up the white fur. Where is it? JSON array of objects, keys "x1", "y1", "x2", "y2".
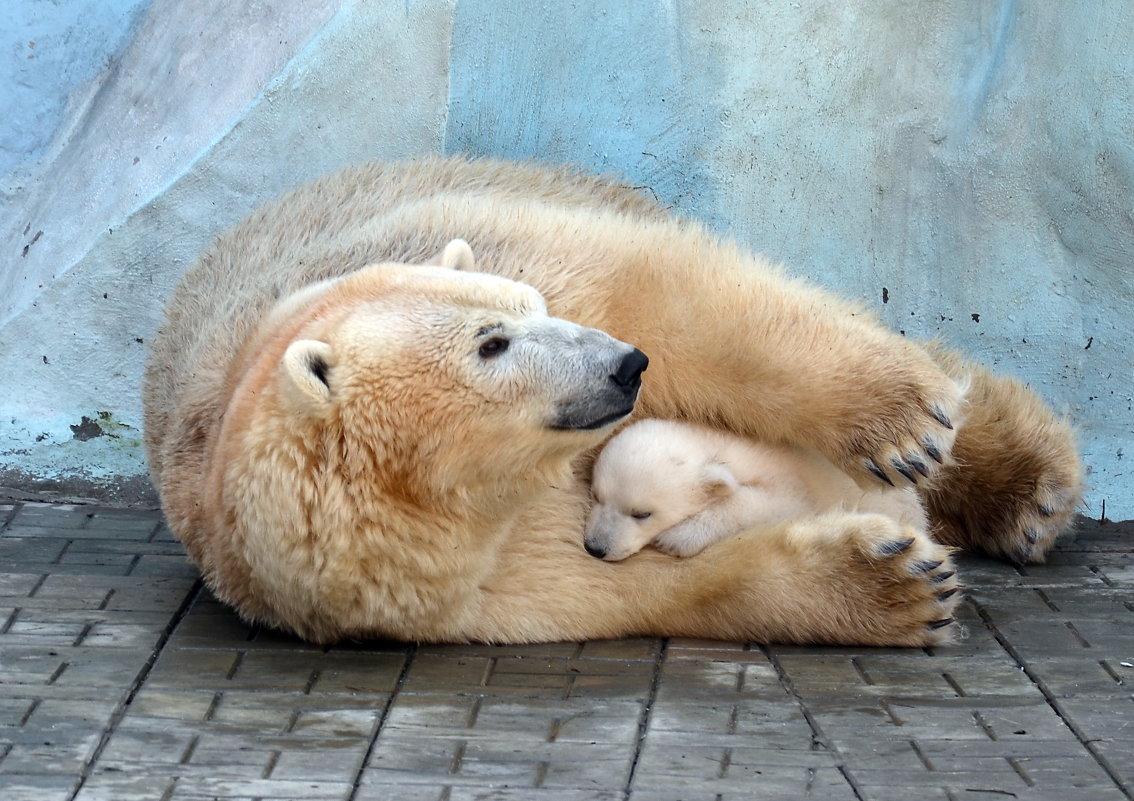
[{"x1": 585, "y1": 419, "x2": 927, "y2": 560}]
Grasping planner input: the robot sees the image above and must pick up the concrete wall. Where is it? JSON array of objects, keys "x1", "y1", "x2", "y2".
[{"x1": 2, "y1": 0, "x2": 1131, "y2": 518}]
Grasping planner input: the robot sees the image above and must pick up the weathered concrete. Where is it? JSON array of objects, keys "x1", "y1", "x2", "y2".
[
  {"x1": 1, "y1": 502, "x2": 1132, "y2": 799},
  {"x1": 1, "y1": 0, "x2": 1132, "y2": 513},
  {"x1": 1, "y1": 0, "x2": 449, "y2": 502},
  {"x1": 0, "y1": 0, "x2": 154, "y2": 184}
]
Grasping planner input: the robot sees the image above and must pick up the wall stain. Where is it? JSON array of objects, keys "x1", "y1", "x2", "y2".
[
  {"x1": 69, "y1": 411, "x2": 133, "y2": 442},
  {"x1": 70, "y1": 416, "x2": 104, "y2": 441}
]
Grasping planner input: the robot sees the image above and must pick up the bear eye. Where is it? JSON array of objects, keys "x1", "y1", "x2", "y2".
[
  {"x1": 630, "y1": 510, "x2": 652, "y2": 521},
  {"x1": 478, "y1": 337, "x2": 510, "y2": 359}
]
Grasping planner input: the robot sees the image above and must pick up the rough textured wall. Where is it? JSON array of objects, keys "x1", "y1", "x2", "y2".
[
  {"x1": 1, "y1": 0, "x2": 1131, "y2": 517},
  {"x1": 0, "y1": 0, "x2": 154, "y2": 184}
]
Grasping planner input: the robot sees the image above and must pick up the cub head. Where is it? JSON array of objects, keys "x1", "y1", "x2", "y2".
[
  {"x1": 583, "y1": 419, "x2": 737, "y2": 561},
  {"x1": 260, "y1": 242, "x2": 649, "y2": 506}
]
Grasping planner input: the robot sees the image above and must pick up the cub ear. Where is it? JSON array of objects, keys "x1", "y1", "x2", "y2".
[
  {"x1": 429, "y1": 238, "x2": 476, "y2": 271},
  {"x1": 282, "y1": 340, "x2": 334, "y2": 409},
  {"x1": 700, "y1": 462, "x2": 739, "y2": 499}
]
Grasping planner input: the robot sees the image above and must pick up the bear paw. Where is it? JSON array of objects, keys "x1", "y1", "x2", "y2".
[
  {"x1": 803, "y1": 514, "x2": 963, "y2": 647},
  {"x1": 833, "y1": 372, "x2": 966, "y2": 490},
  {"x1": 920, "y1": 371, "x2": 1084, "y2": 564},
  {"x1": 927, "y1": 450, "x2": 1083, "y2": 565},
  {"x1": 651, "y1": 517, "x2": 721, "y2": 558},
  {"x1": 968, "y1": 456, "x2": 1083, "y2": 565},
  {"x1": 1008, "y1": 482, "x2": 1081, "y2": 565},
  {"x1": 652, "y1": 530, "x2": 706, "y2": 558}
]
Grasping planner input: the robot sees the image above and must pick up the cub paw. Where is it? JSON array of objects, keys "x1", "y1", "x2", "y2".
[{"x1": 652, "y1": 520, "x2": 714, "y2": 558}]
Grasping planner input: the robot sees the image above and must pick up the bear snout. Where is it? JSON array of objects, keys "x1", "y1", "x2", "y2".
[
  {"x1": 546, "y1": 339, "x2": 646, "y2": 431},
  {"x1": 610, "y1": 347, "x2": 649, "y2": 394}
]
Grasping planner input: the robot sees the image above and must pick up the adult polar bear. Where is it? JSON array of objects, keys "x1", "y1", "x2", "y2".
[{"x1": 144, "y1": 156, "x2": 1082, "y2": 646}]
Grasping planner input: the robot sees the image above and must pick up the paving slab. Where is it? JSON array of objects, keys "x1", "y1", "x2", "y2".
[{"x1": 0, "y1": 501, "x2": 1131, "y2": 800}]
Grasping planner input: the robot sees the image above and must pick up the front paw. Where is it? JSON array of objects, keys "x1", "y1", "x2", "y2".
[
  {"x1": 837, "y1": 372, "x2": 966, "y2": 489},
  {"x1": 853, "y1": 517, "x2": 962, "y2": 646},
  {"x1": 652, "y1": 526, "x2": 710, "y2": 558}
]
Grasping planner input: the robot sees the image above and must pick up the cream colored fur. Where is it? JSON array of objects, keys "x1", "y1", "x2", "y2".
[
  {"x1": 586, "y1": 419, "x2": 926, "y2": 561},
  {"x1": 144, "y1": 156, "x2": 1083, "y2": 646}
]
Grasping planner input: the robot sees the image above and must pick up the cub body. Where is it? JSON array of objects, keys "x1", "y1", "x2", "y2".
[{"x1": 585, "y1": 419, "x2": 926, "y2": 561}]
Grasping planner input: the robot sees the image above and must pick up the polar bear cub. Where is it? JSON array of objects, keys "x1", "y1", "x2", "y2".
[{"x1": 584, "y1": 419, "x2": 927, "y2": 561}]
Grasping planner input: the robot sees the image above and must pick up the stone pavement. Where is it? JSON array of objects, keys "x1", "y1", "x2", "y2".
[{"x1": 0, "y1": 501, "x2": 1131, "y2": 801}]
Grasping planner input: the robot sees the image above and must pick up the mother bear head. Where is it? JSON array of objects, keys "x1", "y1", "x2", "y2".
[{"x1": 200, "y1": 240, "x2": 647, "y2": 639}]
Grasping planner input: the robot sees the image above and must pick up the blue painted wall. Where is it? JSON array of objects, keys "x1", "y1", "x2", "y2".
[
  {"x1": 0, "y1": 0, "x2": 1131, "y2": 516},
  {"x1": 447, "y1": 0, "x2": 721, "y2": 223},
  {"x1": 0, "y1": 0, "x2": 154, "y2": 183}
]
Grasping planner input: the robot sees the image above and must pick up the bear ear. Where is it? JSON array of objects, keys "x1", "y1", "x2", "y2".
[
  {"x1": 429, "y1": 238, "x2": 476, "y2": 271},
  {"x1": 700, "y1": 462, "x2": 739, "y2": 499},
  {"x1": 281, "y1": 340, "x2": 335, "y2": 409}
]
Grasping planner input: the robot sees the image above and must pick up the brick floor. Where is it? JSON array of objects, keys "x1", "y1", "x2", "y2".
[{"x1": 1, "y1": 501, "x2": 1131, "y2": 800}]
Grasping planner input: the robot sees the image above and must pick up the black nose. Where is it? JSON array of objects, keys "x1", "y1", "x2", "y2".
[
  {"x1": 584, "y1": 541, "x2": 608, "y2": 559},
  {"x1": 610, "y1": 348, "x2": 649, "y2": 392}
]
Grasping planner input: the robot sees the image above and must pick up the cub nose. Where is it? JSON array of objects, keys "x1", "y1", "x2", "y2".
[
  {"x1": 584, "y1": 540, "x2": 608, "y2": 559},
  {"x1": 610, "y1": 347, "x2": 649, "y2": 392}
]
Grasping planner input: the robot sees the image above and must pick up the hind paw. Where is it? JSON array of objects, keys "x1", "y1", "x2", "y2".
[
  {"x1": 990, "y1": 479, "x2": 1082, "y2": 564},
  {"x1": 920, "y1": 346, "x2": 1084, "y2": 564},
  {"x1": 782, "y1": 513, "x2": 962, "y2": 646}
]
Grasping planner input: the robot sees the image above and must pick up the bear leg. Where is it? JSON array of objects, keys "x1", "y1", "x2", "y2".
[{"x1": 475, "y1": 512, "x2": 962, "y2": 647}]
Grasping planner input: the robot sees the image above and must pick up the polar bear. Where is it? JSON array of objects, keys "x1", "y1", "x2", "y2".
[
  {"x1": 144, "y1": 156, "x2": 1082, "y2": 647},
  {"x1": 585, "y1": 419, "x2": 927, "y2": 561}
]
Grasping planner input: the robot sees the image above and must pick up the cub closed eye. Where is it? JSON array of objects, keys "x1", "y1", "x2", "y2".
[
  {"x1": 630, "y1": 510, "x2": 652, "y2": 521},
  {"x1": 478, "y1": 337, "x2": 510, "y2": 359}
]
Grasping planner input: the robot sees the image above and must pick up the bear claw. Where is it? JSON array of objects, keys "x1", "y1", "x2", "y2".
[
  {"x1": 865, "y1": 458, "x2": 894, "y2": 486},
  {"x1": 922, "y1": 438, "x2": 945, "y2": 464},
  {"x1": 877, "y1": 537, "x2": 915, "y2": 556},
  {"x1": 907, "y1": 455, "x2": 931, "y2": 478},
  {"x1": 842, "y1": 517, "x2": 961, "y2": 645},
  {"x1": 891, "y1": 458, "x2": 918, "y2": 484}
]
